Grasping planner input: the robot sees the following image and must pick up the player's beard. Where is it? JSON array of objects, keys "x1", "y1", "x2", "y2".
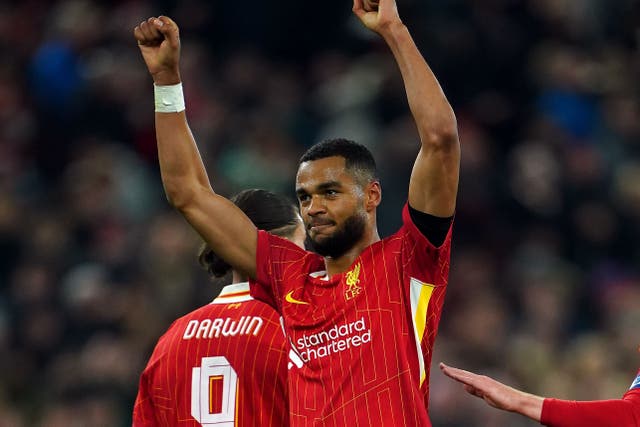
[{"x1": 306, "y1": 213, "x2": 366, "y2": 258}]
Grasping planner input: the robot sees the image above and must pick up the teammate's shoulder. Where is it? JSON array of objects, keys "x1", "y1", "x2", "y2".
[
  {"x1": 167, "y1": 305, "x2": 219, "y2": 329},
  {"x1": 630, "y1": 370, "x2": 640, "y2": 391}
]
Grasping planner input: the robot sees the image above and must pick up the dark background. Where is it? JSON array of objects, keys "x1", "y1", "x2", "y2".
[{"x1": 1, "y1": 0, "x2": 639, "y2": 425}]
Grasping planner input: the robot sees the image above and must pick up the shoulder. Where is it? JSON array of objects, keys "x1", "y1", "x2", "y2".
[
  {"x1": 623, "y1": 369, "x2": 640, "y2": 403},
  {"x1": 154, "y1": 306, "x2": 211, "y2": 347},
  {"x1": 154, "y1": 300, "x2": 229, "y2": 344},
  {"x1": 369, "y1": 204, "x2": 453, "y2": 285},
  {"x1": 395, "y1": 202, "x2": 453, "y2": 251},
  {"x1": 257, "y1": 229, "x2": 321, "y2": 265},
  {"x1": 258, "y1": 230, "x2": 305, "y2": 252}
]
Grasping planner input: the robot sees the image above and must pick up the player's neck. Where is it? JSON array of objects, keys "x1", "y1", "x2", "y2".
[
  {"x1": 232, "y1": 270, "x2": 248, "y2": 284},
  {"x1": 323, "y1": 228, "x2": 380, "y2": 277}
]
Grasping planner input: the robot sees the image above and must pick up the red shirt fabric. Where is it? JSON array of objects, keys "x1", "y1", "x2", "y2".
[
  {"x1": 133, "y1": 282, "x2": 289, "y2": 426},
  {"x1": 540, "y1": 369, "x2": 640, "y2": 427},
  {"x1": 252, "y1": 203, "x2": 453, "y2": 427}
]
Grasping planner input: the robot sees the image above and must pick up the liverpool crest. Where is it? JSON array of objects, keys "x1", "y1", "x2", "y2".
[{"x1": 344, "y1": 263, "x2": 363, "y2": 300}]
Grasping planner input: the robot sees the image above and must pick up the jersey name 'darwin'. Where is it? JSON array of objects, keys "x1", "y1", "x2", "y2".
[{"x1": 182, "y1": 315, "x2": 264, "y2": 340}]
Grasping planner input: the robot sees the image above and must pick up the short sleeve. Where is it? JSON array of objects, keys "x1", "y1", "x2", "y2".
[
  {"x1": 401, "y1": 203, "x2": 453, "y2": 288},
  {"x1": 251, "y1": 230, "x2": 279, "y2": 310},
  {"x1": 251, "y1": 230, "x2": 311, "y2": 313},
  {"x1": 402, "y1": 203, "x2": 453, "y2": 249}
]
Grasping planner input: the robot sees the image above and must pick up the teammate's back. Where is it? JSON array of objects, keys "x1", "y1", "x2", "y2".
[
  {"x1": 133, "y1": 188, "x2": 306, "y2": 426},
  {"x1": 133, "y1": 282, "x2": 289, "y2": 426}
]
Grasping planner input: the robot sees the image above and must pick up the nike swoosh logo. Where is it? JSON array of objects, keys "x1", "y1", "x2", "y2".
[{"x1": 285, "y1": 290, "x2": 310, "y2": 305}]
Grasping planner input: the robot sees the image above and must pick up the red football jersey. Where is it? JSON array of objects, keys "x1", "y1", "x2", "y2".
[
  {"x1": 133, "y1": 282, "x2": 289, "y2": 427},
  {"x1": 540, "y1": 368, "x2": 640, "y2": 427},
  {"x1": 252, "y1": 203, "x2": 452, "y2": 426}
]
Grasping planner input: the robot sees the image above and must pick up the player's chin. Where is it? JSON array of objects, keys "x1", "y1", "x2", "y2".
[{"x1": 308, "y1": 231, "x2": 334, "y2": 246}]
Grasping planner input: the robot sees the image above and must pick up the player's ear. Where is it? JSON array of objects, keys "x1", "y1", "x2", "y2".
[{"x1": 364, "y1": 181, "x2": 381, "y2": 211}]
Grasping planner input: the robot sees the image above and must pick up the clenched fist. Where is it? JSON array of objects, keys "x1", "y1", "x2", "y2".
[{"x1": 133, "y1": 16, "x2": 181, "y2": 86}]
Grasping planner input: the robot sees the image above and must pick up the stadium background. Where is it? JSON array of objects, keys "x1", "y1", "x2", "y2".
[{"x1": 1, "y1": 0, "x2": 639, "y2": 425}]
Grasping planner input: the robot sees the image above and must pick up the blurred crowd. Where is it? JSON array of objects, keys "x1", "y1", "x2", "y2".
[{"x1": 1, "y1": 0, "x2": 639, "y2": 426}]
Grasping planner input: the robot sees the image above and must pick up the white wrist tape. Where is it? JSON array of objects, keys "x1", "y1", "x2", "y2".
[{"x1": 154, "y1": 83, "x2": 185, "y2": 113}]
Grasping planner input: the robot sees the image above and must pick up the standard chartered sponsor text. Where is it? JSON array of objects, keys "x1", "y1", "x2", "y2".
[{"x1": 296, "y1": 316, "x2": 371, "y2": 362}]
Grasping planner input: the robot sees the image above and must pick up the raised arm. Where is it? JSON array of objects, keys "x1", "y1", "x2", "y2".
[
  {"x1": 133, "y1": 16, "x2": 257, "y2": 278},
  {"x1": 353, "y1": 0, "x2": 459, "y2": 217}
]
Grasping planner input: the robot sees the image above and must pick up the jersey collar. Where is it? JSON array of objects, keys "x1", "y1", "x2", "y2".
[{"x1": 211, "y1": 282, "x2": 253, "y2": 304}]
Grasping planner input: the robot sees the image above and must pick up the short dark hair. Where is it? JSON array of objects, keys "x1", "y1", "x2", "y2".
[
  {"x1": 299, "y1": 138, "x2": 378, "y2": 185},
  {"x1": 198, "y1": 189, "x2": 299, "y2": 278}
]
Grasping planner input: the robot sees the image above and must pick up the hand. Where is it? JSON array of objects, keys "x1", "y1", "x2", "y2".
[
  {"x1": 439, "y1": 363, "x2": 544, "y2": 421},
  {"x1": 133, "y1": 16, "x2": 181, "y2": 85},
  {"x1": 352, "y1": 0, "x2": 402, "y2": 35}
]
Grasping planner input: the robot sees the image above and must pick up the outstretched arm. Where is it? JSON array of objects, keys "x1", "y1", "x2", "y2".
[
  {"x1": 353, "y1": 0, "x2": 459, "y2": 217},
  {"x1": 439, "y1": 363, "x2": 544, "y2": 422},
  {"x1": 133, "y1": 16, "x2": 257, "y2": 278},
  {"x1": 541, "y1": 395, "x2": 640, "y2": 427},
  {"x1": 440, "y1": 363, "x2": 640, "y2": 427}
]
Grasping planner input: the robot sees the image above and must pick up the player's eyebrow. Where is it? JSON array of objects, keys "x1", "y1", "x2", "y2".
[
  {"x1": 316, "y1": 181, "x2": 342, "y2": 191},
  {"x1": 296, "y1": 181, "x2": 342, "y2": 196}
]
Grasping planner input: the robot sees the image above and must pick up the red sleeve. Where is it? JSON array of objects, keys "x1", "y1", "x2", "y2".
[
  {"x1": 250, "y1": 230, "x2": 280, "y2": 310},
  {"x1": 400, "y1": 203, "x2": 453, "y2": 288},
  {"x1": 251, "y1": 230, "x2": 312, "y2": 312},
  {"x1": 540, "y1": 391, "x2": 640, "y2": 427}
]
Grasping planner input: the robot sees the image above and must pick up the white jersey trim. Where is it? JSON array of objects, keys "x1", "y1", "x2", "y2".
[
  {"x1": 630, "y1": 373, "x2": 640, "y2": 391},
  {"x1": 211, "y1": 282, "x2": 253, "y2": 304},
  {"x1": 309, "y1": 270, "x2": 330, "y2": 281}
]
